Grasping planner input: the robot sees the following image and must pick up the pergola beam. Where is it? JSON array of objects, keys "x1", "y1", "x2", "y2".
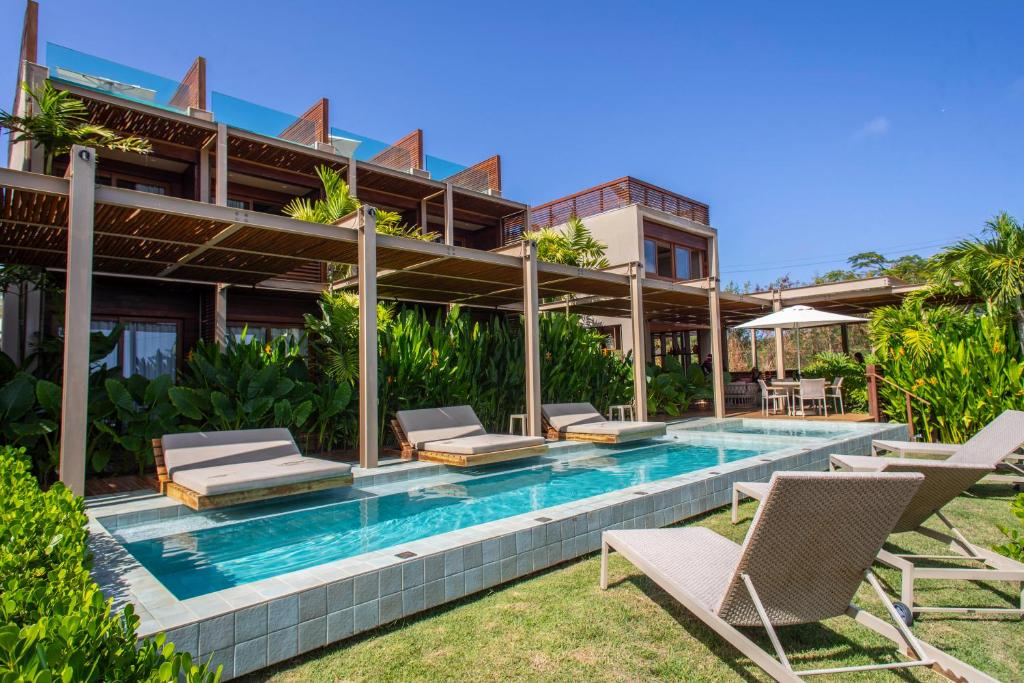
[
  {"x1": 59, "y1": 146, "x2": 95, "y2": 496},
  {"x1": 358, "y1": 206, "x2": 378, "y2": 468}
]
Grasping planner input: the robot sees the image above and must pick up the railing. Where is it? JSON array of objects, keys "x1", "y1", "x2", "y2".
[
  {"x1": 866, "y1": 364, "x2": 933, "y2": 441},
  {"x1": 501, "y1": 177, "x2": 710, "y2": 245}
]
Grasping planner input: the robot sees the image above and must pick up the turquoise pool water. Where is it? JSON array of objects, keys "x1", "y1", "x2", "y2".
[
  {"x1": 685, "y1": 421, "x2": 857, "y2": 438},
  {"x1": 122, "y1": 440, "x2": 776, "y2": 599}
]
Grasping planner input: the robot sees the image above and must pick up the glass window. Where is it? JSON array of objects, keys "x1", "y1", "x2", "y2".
[
  {"x1": 90, "y1": 319, "x2": 119, "y2": 372},
  {"x1": 656, "y1": 243, "x2": 672, "y2": 277},
  {"x1": 270, "y1": 327, "x2": 307, "y2": 353},
  {"x1": 690, "y1": 249, "x2": 703, "y2": 278},
  {"x1": 643, "y1": 239, "x2": 657, "y2": 274},
  {"x1": 123, "y1": 322, "x2": 177, "y2": 379},
  {"x1": 674, "y1": 246, "x2": 691, "y2": 279},
  {"x1": 227, "y1": 198, "x2": 249, "y2": 210},
  {"x1": 115, "y1": 179, "x2": 166, "y2": 195}
]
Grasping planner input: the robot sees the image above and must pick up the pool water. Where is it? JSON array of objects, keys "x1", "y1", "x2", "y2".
[
  {"x1": 121, "y1": 439, "x2": 777, "y2": 599},
  {"x1": 684, "y1": 420, "x2": 857, "y2": 439}
]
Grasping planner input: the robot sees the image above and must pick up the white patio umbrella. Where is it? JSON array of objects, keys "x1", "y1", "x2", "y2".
[{"x1": 736, "y1": 305, "x2": 867, "y2": 375}]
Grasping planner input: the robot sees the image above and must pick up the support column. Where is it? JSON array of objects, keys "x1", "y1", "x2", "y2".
[
  {"x1": 358, "y1": 206, "x2": 378, "y2": 468},
  {"x1": 199, "y1": 146, "x2": 210, "y2": 203},
  {"x1": 708, "y1": 234, "x2": 726, "y2": 419},
  {"x1": 347, "y1": 159, "x2": 358, "y2": 198},
  {"x1": 444, "y1": 182, "x2": 454, "y2": 245},
  {"x1": 215, "y1": 123, "x2": 227, "y2": 206},
  {"x1": 749, "y1": 329, "x2": 759, "y2": 370},
  {"x1": 628, "y1": 263, "x2": 648, "y2": 421},
  {"x1": 59, "y1": 146, "x2": 95, "y2": 496},
  {"x1": 419, "y1": 196, "x2": 429, "y2": 235},
  {"x1": 840, "y1": 323, "x2": 850, "y2": 354},
  {"x1": 214, "y1": 284, "x2": 228, "y2": 347},
  {"x1": 522, "y1": 241, "x2": 542, "y2": 436},
  {"x1": 773, "y1": 295, "x2": 786, "y2": 379}
]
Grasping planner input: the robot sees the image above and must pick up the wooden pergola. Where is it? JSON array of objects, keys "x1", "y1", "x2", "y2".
[{"x1": 0, "y1": 151, "x2": 740, "y2": 495}]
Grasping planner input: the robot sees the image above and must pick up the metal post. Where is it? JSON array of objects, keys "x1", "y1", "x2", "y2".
[
  {"x1": 750, "y1": 329, "x2": 759, "y2": 370},
  {"x1": 214, "y1": 284, "x2": 228, "y2": 347},
  {"x1": 358, "y1": 206, "x2": 378, "y2": 468},
  {"x1": 628, "y1": 263, "x2": 648, "y2": 421},
  {"x1": 773, "y1": 295, "x2": 786, "y2": 379},
  {"x1": 59, "y1": 146, "x2": 95, "y2": 496},
  {"x1": 444, "y1": 182, "x2": 454, "y2": 245},
  {"x1": 840, "y1": 323, "x2": 850, "y2": 354},
  {"x1": 708, "y1": 234, "x2": 726, "y2": 419},
  {"x1": 522, "y1": 240, "x2": 542, "y2": 436},
  {"x1": 215, "y1": 123, "x2": 227, "y2": 206}
]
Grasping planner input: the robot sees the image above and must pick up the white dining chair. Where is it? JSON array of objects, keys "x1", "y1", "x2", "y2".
[
  {"x1": 757, "y1": 379, "x2": 788, "y2": 416},
  {"x1": 827, "y1": 376, "x2": 845, "y2": 414},
  {"x1": 795, "y1": 378, "x2": 828, "y2": 416}
]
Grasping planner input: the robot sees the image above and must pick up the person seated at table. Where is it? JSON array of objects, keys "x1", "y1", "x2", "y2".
[
  {"x1": 749, "y1": 367, "x2": 762, "y2": 383},
  {"x1": 700, "y1": 353, "x2": 713, "y2": 375}
]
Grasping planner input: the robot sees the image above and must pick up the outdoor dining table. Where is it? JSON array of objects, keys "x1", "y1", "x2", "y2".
[{"x1": 767, "y1": 379, "x2": 835, "y2": 416}]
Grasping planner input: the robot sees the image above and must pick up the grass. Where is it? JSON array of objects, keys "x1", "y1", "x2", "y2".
[{"x1": 242, "y1": 482, "x2": 1023, "y2": 682}]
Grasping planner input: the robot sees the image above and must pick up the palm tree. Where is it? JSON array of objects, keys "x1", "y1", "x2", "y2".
[
  {"x1": 928, "y1": 212, "x2": 1024, "y2": 354},
  {"x1": 523, "y1": 215, "x2": 609, "y2": 268},
  {"x1": 0, "y1": 81, "x2": 151, "y2": 175}
]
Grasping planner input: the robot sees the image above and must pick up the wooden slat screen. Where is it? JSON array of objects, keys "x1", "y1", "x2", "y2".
[
  {"x1": 168, "y1": 56, "x2": 206, "y2": 111},
  {"x1": 370, "y1": 129, "x2": 424, "y2": 172},
  {"x1": 446, "y1": 154, "x2": 501, "y2": 194},
  {"x1": 278, "y1": 98, "x2": 330, "y2": 147},
  {"x1": 501, "y1": 177, "x2": 710, "y2": 245}
]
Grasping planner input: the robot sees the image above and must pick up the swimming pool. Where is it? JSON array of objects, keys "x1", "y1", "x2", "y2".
[
  {"x1": 120, "y1": 439, "x2": 778, "y2": 599},
  {"x1": 680, "y1": 418, "x2": 858, "y2": 439}
]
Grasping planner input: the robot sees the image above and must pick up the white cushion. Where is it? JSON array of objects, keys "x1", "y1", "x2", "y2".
[
  {"x1": 542, "y1": 403, "x2": 604, "y2": 430},
  {"x1": 397, "y1": 406, "x2": 486, "y2": 449},
  {"x1": 421, "y1": 434, "x2": 546, "y2": 455},
  {"x1": 562, "y1": 421, "x2": 666, "y2": 438},
  {"x1": 172, "y1": 454, "x2": 351, "y2": 496},
  {"x1": 161, "y1": 428, "x2": 301, "y2": 477}
]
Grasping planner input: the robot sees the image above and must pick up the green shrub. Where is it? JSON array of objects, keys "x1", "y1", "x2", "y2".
[
  {"x1": 801, "y1": 351, "x2": 867, "y2": 412},
  {"x1": 995, "y1": 493, "x2": 1024, "y2": 561},
  {"x1": 0, "y1": 446, "x2": 218, "y2": 681}
]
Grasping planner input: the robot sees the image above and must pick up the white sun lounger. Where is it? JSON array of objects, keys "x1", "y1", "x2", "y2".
[
  {"x1": 153, "y1": 428, "x2": 353, "y2": 510},
  {"x1": 863, "y1": 409, "x2": 1024, "y2": 485},
  {"x1": 393, "y1": 405, "x2": 547, "y2": 467},
  {"x1": 606, "y1": 471, "x2": 997, "y2": 682},
  {"x1": 542, "y1": 402, "x2": 666, "y2": 444},
  {"x1": 733, "y1": 459, "x2": 1023, "y2": 620}
]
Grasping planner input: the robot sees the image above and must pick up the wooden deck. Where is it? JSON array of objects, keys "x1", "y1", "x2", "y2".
[{"x1": 674, "y1": 406, "x2": 875, "y2": 423}]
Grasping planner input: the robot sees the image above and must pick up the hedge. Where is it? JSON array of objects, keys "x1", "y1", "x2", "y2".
[{"x1": 0, "y1": 446, "x2": 218, "y2": 682}]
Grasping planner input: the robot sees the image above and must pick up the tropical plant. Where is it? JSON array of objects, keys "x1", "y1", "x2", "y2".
[
  {"x1": 645, "y1": 359, "x2": 712, "y2": 417},
  {"x1": 801, "y1": 351, "x2": 867, "y2": 412},
  {"x1": 524, "y1": 215, "x2": 610, "y2": 269},
  {"x1": 928, "y1": 212, "x2": 1024, "y2": 355},
  {"x1": 995, "y1": 493, "x2": 1024, "y2": 561},
  {"x1": 869, "y1": 300, "x2": 1024, "y2": 442},
  {"x1": 304, "y1": 290, "x2": 395, "y2": 385},
  {"x1": 0, "y1": 446, "x2": 219, "y2": 682},
  {"x1": 93, "y1": 374, "x2": 179, "y2": 475},
  {"x1": 0, "y1": 81, "x2": 152, "y2": 175}
]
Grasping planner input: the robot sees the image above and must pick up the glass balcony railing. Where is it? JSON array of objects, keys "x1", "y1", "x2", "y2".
[{"x1": 46, "y1": 43, "x2": 188, "y2": 114}]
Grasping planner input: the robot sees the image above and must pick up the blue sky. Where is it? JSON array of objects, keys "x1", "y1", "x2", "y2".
[{"x1": 3, "y1": 0, "x2": 1022, "y2": 285}]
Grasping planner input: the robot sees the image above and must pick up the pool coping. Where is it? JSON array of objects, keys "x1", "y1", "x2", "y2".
[{"x1": 86, "y1": 418, "x2": 907, "y2": 679}]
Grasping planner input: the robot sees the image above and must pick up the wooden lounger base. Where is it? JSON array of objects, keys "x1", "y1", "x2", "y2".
[
  {"x1": 161, "y1": 475, "x2": 354, "y2": 511},
  {"x1": 546, "y1": 427, "x2": 666, "y2": 444},
  {"x1": 416, "y1": 445, "x2": 548, "y2": 468}
]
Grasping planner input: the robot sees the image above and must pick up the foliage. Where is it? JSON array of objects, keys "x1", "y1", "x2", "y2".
[
  {"x1": 304, "y1": 291, "x2": 394, "y2": 386},
  {"x1": 814, "y1": 251, "x2": 929, "y2": 285},
  {"x1": 928, "y1": 212, "x2": 1024, "y2": 354},
  {"x1": 94, "y1": 374, "x2": 179, "y2": 475},
  {"x1": 539, "y1": 313, "x2": 632, "y2": 412},
  {"x1": 283, "y1": 166, "x2": 438, "y2": 241},
  {"x1": 524, "y1": 216, "x2": 610, "y2": 269},
  {"x1": 995, "y1": 493, "x2": 1024, "y2": 561},
  {"x1": 869, "y1": 299, "x2": 1024, "y2": 442},
  {"x1": 645, "y1": 358, "x2": 713, "y2": 417},
  {"x1": 0, "y1": 81, "x2": 151, "y2": 175},
  {"x1": 801, "y1": 350, "x2": 867, "y2": 412},
  {"x1": 0, "y1": 447, "x2": 218, "y2": 682}
]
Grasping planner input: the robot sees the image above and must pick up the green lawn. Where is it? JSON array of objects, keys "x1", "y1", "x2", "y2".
[{"x1": 242, "y1": 482, "x2": 1023, "y2": 682}]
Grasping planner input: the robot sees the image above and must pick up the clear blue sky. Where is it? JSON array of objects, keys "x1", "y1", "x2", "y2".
[{"x1": 3, "y1": 0, "x2": 1022, "y2": 285}]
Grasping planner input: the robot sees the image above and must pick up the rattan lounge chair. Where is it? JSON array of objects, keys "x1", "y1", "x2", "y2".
[
  {"x1": 863, "y1": 409, "x2": 1024, "y2": 486},
  {"x1": 733, "y1": 459, "x2": 1023, "y2": 620},
  {"x1": 153, "y1": 428, "x2": 353, "y2": 511},
  {"x1": 605, "y1": 471, "x2": 996, "y2": 682},
  {"x1": 392, "y1": 406, "x2": 547, "y2": 467},
  {"x1": 541, "y1": 402, "x2": 665, "y2": 444}
]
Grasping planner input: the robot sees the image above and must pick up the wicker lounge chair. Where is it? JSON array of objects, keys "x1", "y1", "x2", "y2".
[
  {"x1": 605, "y1": 471, "x2": 996, "y2": 682},
  {"x1": 153, "y1": 428, "x2": 353, "y2": 511},
  {"x1": 393, "y1": 405, "x2": 547, "y2": 467},
  {"x1": 733, "y1": 459, "x2": 1023, "y2": 620},
  {"x1": 863, "y1": 409, "x2": 1024, "y2": 486},
  {"x1": 541, "y1": 402, "x2": 665, "y2": 444}
]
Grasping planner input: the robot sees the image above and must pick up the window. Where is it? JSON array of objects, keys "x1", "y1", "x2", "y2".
[
  {"x1": 644, "y1": 236, "x2": 705, "y2": 280},
  {"x1": 674, "y1": 246, "x2": 691, "y2": 279},
  {"x1": 593, "y1": 325, "x2": 621, "y2": 351},
  {"x1": 114, "y1": 178, "x2": 167, "y2": 195},
  {"x1": 229, "y1": 324, "x2": 307, "y2": 353},
  {"x1": 227, "y1": 198, "x2": 248, "y2": 210},
  {"x1": 90, "y1": 319, "x2": 179, "y2": 379}
]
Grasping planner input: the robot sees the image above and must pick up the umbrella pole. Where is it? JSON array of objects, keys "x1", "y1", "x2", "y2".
[{"x1": 796, "y1": 326, "x2": 802, "y2": 377}]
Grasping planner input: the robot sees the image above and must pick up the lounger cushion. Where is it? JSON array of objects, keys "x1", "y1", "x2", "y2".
[
  {"x1": 172, "y1": 455, "x2": 351, "y2": 496},
  {"x1": 542, "y1": 403, "x2": 604, "y2": 430},
  {"x1": 162, "y1": 428, "x2": 351, "y2": 496},
  {"x1": 562, "y1": 420, "x2": 666, "y2": 438},
  {"x1": 421, "y1": 433, "x2": 545, "y2": 456},
  {"x1": 872, "y1": 440, "x2": 959, "y2": 457},
  {"x1": 605, "y1": 527, "x2": 741, "y2": 610},
  {"x1": 397, "y1": 406, "x2": 486, "y2": 449},
  {"x1": 830, "y1": 454, "x2": 890, "y2": 471}
]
